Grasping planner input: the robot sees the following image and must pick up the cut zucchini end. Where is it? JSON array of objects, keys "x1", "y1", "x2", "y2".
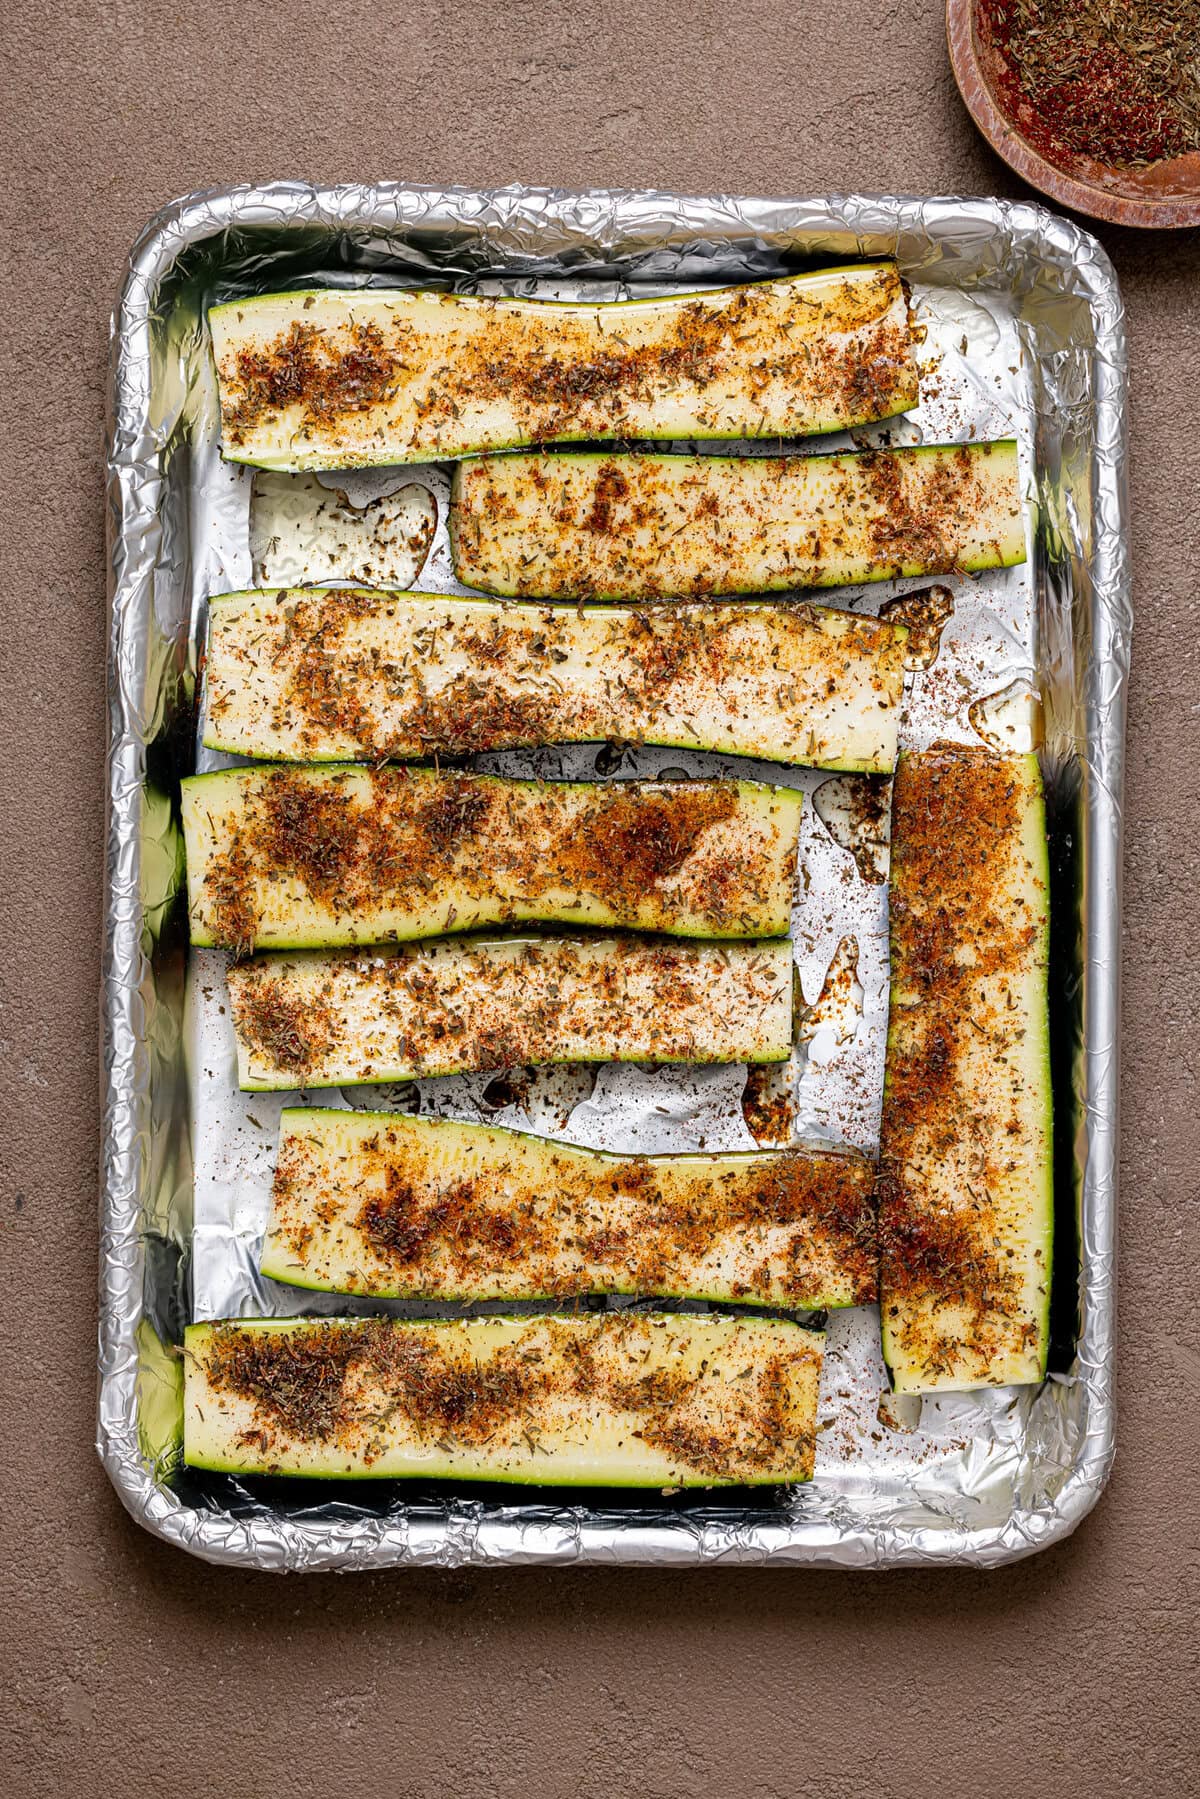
[
  {"x1": 238, "y1": 1047, "x2": 792, "y2": 1096},
  {"x1": 886, "y1": 1345, "x2": 1047, "y2": 1398},
  {"x1": 210, "y1": 267, "x2": 918, "y2": 471},
  {"x1": 880, "y1": 748, "x2": 1052, "y2": 1394},
  {"x1": 228, "y1": 936, "x2": 796, "y2": 1092},
  {"x1": 257, "y1": 1247, "x2": 850, "y2": 1312},
  {"x1": 183, "y1": 1314, "x2": 824, "y2": 1487},
  {"x1": 256, "y1": 1245, "x2": 337, "y2": 1294},
  {"x1": 264, "y1": 1110, "x2": 876, "y2": 1308},
  {"x1": 450, "y1": 440, "x2": 1027, "y2": 601},
  {"x1": 182, "y1": 765, "x2": 803, "y2": 951},
  {"x1": 203, "y1": 586, "x2": 905, "y2": 772}
]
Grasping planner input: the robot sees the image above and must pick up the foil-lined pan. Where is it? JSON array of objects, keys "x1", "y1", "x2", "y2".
[{"x1": 102, "y1": 184, "x2": 1128, "y2": 1569}]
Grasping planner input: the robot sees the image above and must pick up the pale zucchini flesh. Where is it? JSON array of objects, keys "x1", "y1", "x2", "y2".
[
  {"x1": 227, "y1": 933, "x2": 795, "y2": 1091},
  {"x1": 183, "y1": 1313, "x2": 825, "y2": 1486},
  {"x1": 880, "y1": 749, "x2": 1052, "y2": 1393},
  {"x1": 450, "y1": 441, "x2": 1026, "y2": 600},
  {"x1": 209, "y1": 264, "x2": 918, "y2": 469},
  {"x1": 204, "y1": 588, "x2": 909, "y2": 774},
  {"x1": 181, "y1": 765, "x2": 804, "y2": 951},
  {"x1": 263, "y1": 1109, "x2": 878, "y2": 1307}
]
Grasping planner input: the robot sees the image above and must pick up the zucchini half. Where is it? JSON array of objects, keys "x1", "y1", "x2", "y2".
[
  {"x1": 183, "y1": 1312, "x2": 825, "y2": 1486},
  {"x1": 181, "y1": 765, "x2": 804, "y2": 951},
  {"x1": 880, "y1": 749, "x2": 1052, "y2": 1393},
  {"x1": 209, "y1": 263, "x2": 917, "y2": 469},
  {"x1": 227, "y1": 933, "x2": 795, "y2": 1092},
  {"x1": 263, "y1": 1109, "x2": 878, "y2": 1307},
  {"x1": 450, "y1": 441, "x2": 1026, "y2": 600},
  {"x1": 204, "y1": 588, "x2": 909, "y2": 774}
]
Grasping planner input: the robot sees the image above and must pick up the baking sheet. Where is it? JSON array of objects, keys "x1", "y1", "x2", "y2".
[{"x1": 102, "y1": 186, "x2": 1128, "y2": 1568}]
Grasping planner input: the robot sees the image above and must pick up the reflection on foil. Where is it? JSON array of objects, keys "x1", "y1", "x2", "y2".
[
  {"x1": 878, "y1": 1388, "x2": 923, "y2": 1434},
  {"x1": 879, "y1": 583, "x2": 956, "y2": 670},
  {"x1": 566, "y1": 1062, "x2": 755, "y2": 1154},
  {"x1": 799, "y1": 935, "x2": 863, "y2": 1055},
  {"x1": 813, "y1": 777, "x2": 891, "y2": 885},
  {"x1": 593, "y1": 740, "x2": 634, "y2": 775},
  {"x1": 250, "y1": 470, "x2": 437, "y2": 588},
  {"x1": 917, "y1": 286, "x2": 1002, "y2": 359},
  {"x1": 849, "y1": 414, "x2": 925, "y2": 449},
  {"x1": 968, "y1": 674, "x2": 1043, "y2": 751},
  {"x1": 740, "y1": 1060, "x2": 797, "y2": 1145},
  {"x1": 139, "y1": 784, "x2": 186, "y2": 949},
  {"x1": 341, "y1": 1080, "x2": 421, "y2": 1114},
  {"x1": 479, "y1": 1063, "x2": 598, "y2": 1133}
]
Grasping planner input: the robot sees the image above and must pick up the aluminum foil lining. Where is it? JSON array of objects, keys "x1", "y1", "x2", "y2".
[{"x1": 102, "y1": 184, "x2": 1128, "y2": 1570}]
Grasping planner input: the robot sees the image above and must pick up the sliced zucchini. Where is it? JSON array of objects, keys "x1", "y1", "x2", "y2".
[
  {"x1": 209, "y1": 264, "x2": 918, "y2": 469},
  {"x1": 227, "y1": 933, "x2": 795, "y2": 1091},
  {"x1": 204, "y1": 588, "x2": 908, "y2": 774},
  {"x1": 181, "y1": 765, "x2": 804, "y2": 951},
  {"x1": 183, "y1": 1312, "x2": 824, "y2": 1486},
  {"x1": 880, "y1": 748, "x2": 1052, "y2": 1393},
  {"x1": 450, "y1": 441, "x2": 1026, "y2": 600},
  {"x1": 263, "y1": 1109, "x2": 878, "y2": 1306}
]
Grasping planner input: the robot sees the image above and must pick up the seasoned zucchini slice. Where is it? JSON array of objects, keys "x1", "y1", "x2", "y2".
[
  {"x1": 880, "y1": 749, "x2": 1052, "y2": 1393},
  {"x1": 450, "y1": 441, "x2": 1026, "y2": 600},
  {"x1": 209, "y1": 264, "x2": 918, "y2": 469},
  {"x1": 181, "y1": 766, "x2": 804, "y2": 951},
  {"x1": 263, "y1": 1109, "x2": 878, "y2": 1307},
  {"x1": 183, "y1": 1312, "x2": 825, "y2": 1486},
  {"x1": 204, "y1": 588, "x2": 908, "y2": 774},
  {"x1": 227, "y1": 933, "x2": 795, "y2": 1091}
]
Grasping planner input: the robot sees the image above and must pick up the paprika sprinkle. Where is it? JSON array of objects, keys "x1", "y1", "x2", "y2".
[{"x1": 982, "y1": 0, "x2": 1200, "y2": 170}]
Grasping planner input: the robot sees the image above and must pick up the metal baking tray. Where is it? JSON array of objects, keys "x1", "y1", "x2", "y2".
[{"x1": 101, "y1": 184, "x2": 1128, "y2": 1569}]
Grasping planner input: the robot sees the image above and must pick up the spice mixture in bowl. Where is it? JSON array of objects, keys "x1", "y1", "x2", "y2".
[{"x1": 948, "y1": 0, "x2": 1200, "y2": 226}]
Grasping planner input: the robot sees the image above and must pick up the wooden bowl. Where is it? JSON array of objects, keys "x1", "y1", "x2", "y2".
[{"x1": 947, "y1": 0, "x2": 1200, "y2": 229}]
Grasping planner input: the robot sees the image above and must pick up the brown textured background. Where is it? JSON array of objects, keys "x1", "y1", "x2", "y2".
[{"x1": 3, "y1": 2, "x2": 1199, "y2": 1794}]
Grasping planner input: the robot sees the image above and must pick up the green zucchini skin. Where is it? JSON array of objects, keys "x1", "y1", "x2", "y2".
[
  {"x1": 203, "y1": 588, "x2": 909, "y2": 775},
  {"x1": 449, "y1": 441, "x2": 1026, "y2": 601},
  {"x1": 208, "y1": 264, "x2": 918, "y2": 469},
  {"x1": 181, "y1": 765, "x2": 804, "y2": 951},
  {"x1": 182, "y1": 1312, "x2": 825, "y2": 1486},
  {"x1": 880, "y1": 748, "x2": 1053, "y2": 1394},
  {"x1": 227, "y1": 933, "x2": 796, "y2": 1092},
  {"x1": 262, "y1": 1108, "x2": 878, "y2": 1307}
]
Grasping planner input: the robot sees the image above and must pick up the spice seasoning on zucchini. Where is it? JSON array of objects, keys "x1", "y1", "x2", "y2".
[
  {"x1": 181, "y1": 766, "x2": 804, "y2": 951},
  {"x1": 183, "y1": 1312, "x2": 826, "y2": 1486},
  {"x1": 262, "y1": 1109, "x2": 878, "y2": 1307},
  {"x1": 879, "y1": 748, "x2": 1052, "y2": 1393},
  {"x1": 982, "y1": 0, "x2": 1200, "y2": 170},
  {"x1": 209, "y1": 264, "x2": 918, "y2": 469},
  {"x1": 450, "y1": 442, "x2": 1026, "y2": 601},
  {"x1": 227, "y1": 933, "x2": 796, "y2": 1091},
  {"x1": 203, "y1": 588, "x2": 909, "y2": 774}
]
